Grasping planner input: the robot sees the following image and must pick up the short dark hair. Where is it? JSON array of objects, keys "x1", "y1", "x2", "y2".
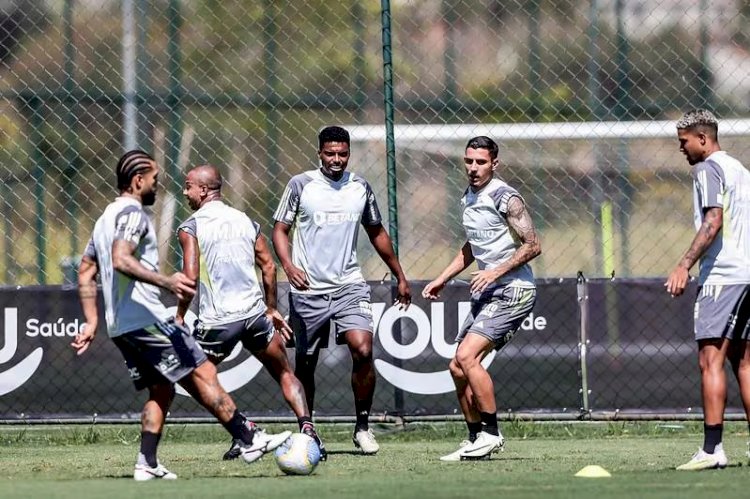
[
  {"x1": 115, "y1": 150, "x2": 154, "y2": 190},
  {"x1": 465, "y1": 136, "x2": 498, "y2": 160},
  {"x1": 676, "y1": 109, "x2": 718, "y2": 141},
  {"x1": 318, "y1": 126, "x2": 350, "y2": 150}
]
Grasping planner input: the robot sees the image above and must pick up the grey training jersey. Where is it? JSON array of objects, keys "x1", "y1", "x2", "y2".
[
  {"x1": 177, "y1": 201, "x2": 266, "y2": 327},
  {"x1": 84, "y1": 197, "x2": 170, "y2": 337},
  {"x1": 274, "y1": 169, "x2": 382, "y2": 295},
  {"x1": 691, "y1": 150, "x2": 750, "y2": 285},
  {"x1": 461, "y1": 178, "x2": 535, "y2": 290}
]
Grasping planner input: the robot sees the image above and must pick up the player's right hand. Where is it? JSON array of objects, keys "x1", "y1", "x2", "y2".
[
  {"x1": 266, "y1": 308, "x2": 293, "y2": 343},
  {"x1": 665, "y1": 266, "x2": 689, "y2": 297},
  {"x1": 71, "y1": 322, "x2": 96, "y2": 356},
  {"x1": 284, "y1": 264, "x2": 310, "y2": 291},
  {"x1": 422, "y1": 278, "x2": 445, "y2": 300},
  {"x1": 167, "y1": 272, "x2": 196, "y2": 301}
]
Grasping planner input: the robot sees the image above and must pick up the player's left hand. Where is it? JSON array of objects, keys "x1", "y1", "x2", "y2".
[
  {"x1": 470, "y1": 269, "x2": 500, "y2": 295},
  {"x1": 394, "y1": 279, "x2": 411, "y2": 310},
  {"x1": 71, "y1": 322, "x2": 96, "y2": 356},
  {"x1": 267, "y1": 308, "x2": 293, "y2": 343},
  {"x1": 665, "y1": 266, "x2": 690, "y2": 297}
]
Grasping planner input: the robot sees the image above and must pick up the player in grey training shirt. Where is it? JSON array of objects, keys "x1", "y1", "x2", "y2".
[
  {"x1": 423, "y1": 136, "x2": 541, "y2": 462},
  {"x1": 175, "y1": 164, "x2": 324, "y2": 460},
  {"x1": 72, "y1": 151, "x2": 290, "y2": 481},
  {"x1": 667, "y1": 110, "x2": 750, "y2": 471},
  {"x1": 273, "y1": 126, "x2": 411, "y2": 454}
]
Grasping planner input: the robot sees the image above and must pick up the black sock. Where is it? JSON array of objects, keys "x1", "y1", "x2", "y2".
[
  {"x1": 222, "y1": 410, "x2": 255, "y2": 445},
  {"x1": 703, "y1": 423, "x2": 723, "y2": 453},
  {"x1": 467, "y1": 421, "x2": 482, "y2": 442},
  {"x1": 140, "y1": 432, "x2": 161, "y2": 467},
  {"x1": 479, "y1": 411, "x2": 499, "y2": 436},
  {"x1": 355, "y1": 409, "x2": 369, "y2": 432},
  {"x1": 298, "y1": 416, "x2": 314, "y2": 432}
]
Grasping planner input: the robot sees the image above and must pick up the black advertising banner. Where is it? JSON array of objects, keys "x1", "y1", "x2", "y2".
[{"x1": 0, "y1": 279, "x2": 703, "y2": 420}]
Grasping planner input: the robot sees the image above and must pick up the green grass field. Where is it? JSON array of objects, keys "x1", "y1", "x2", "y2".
[
  {"x1": 0, "y1": 422, "x2": 748, "y2": 499},
  {"x1": 0, "y1": 422, "x2": 750, "y2": 499}
]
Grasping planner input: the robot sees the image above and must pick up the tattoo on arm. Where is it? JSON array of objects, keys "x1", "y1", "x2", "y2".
[
  {"x1": 679, "y1": 207, "x2": 723, "y2": 270},
  {"x1": 502, "y1": 196, "x2": 542, "y2": 270},
  {"x1": 113, "y1": 240, "x2": 167, "y2": 288}
]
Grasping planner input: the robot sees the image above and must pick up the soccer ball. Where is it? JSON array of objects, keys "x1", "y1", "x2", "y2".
[{"x1": 273, "y1": 433, "x2": 321, "y2": 475}]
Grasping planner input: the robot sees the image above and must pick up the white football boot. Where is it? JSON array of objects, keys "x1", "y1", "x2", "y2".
[
  {"x1": 353, "y1": 428, "x2": 380, "y2": 454},
  {"x1": 439, "y1": 439, "x2": 474, "y2": 462},
  {"x1": 676, "y1": 445, "x2": 728, "y2": 471},
  {"x1": 133, "y1": 462, "x2": 177, "y2": 481},
  {"x1": 455, "y1": 431, "x2": 504, "y2": 460},
  {"x1": 240, "y1": 429, "x2": 293, "y2": 464}
]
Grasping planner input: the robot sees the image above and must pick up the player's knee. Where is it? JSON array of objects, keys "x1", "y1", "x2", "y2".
[
  {"x1": 351, "y1": 344, "x2": 373, "y2": 365},
  {"x1": 448, "y1": 358, "x2": 464, "y2": 379},
  {"x1": 698, "y1": 354, "x2": 723, "y2": 374},
  {"x1": 454, "y1": 349, "x2": 479, "y2": 372}
]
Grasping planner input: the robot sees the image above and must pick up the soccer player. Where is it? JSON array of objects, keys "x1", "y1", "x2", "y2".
[
  {"x1": 72, "y1": 150, "x2": 290, "y2": 481},
  {"x1": 666, "y1": 110, "x2": 750, "y2": 471},
  {"x1": 175, "y1": 164, "x2": 325, "y2": 460},
  {"x1": 422, "y1": 136, "x2": 541, "y2": 462},
  {"x1": 272, "y1": 125, "x2": 411, "y2": 454}
]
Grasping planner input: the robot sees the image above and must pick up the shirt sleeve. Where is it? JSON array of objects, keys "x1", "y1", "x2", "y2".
[
  {"x1": 113, "y1": 205, "x2": 149, "y2": 244},
  {"x1": 83, "y1": 238, "x2": 97, "y2": 262},
  {"x1": 176, "y1": 217, "x2": 198, "y2": 238},
  {"x1": 273, "y1": 177, "x2": 303, "y2": 225},
  {"x1": 489, "y1": 186, "x2": 523, "y2": 216},
  {"x1": 693, "y1": 160, "x2": 725, "y2": 210},
  {"x1": 360, "y1": 180, "x2": 382, "y2": 226},
  {"x1": 252, "y1": 220, "x2": 261, "y2": 242}
]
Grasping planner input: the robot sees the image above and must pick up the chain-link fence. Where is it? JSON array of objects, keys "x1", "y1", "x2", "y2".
[{"x1": 1, "y1": 0, "x2": 749, "y2": 419}]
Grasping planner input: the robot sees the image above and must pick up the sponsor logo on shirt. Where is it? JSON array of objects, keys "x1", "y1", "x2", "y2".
[
  {"x1": 313, "y1": 211, "x2": 360, "y2": 226},
  {"x1": 467, "y1": 229, "x2": 500, "y2": 240}
]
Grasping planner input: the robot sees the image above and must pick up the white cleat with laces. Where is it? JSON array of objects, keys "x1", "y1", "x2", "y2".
[
  {"x1": 353, "y1": 428, "x2": 380, "y2": 454},
  {"x1": 452, "y1": 431, "x2": 504, "y2": 461}
]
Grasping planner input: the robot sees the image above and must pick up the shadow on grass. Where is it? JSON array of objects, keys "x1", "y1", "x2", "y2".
[{"x1": 326, "y1": 450, "x2": 368, "y2": 456}]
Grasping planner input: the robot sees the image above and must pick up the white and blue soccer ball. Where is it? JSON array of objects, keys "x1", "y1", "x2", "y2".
[{"x1": 273, "y1": 433, "x2": 321, "y2": 476}]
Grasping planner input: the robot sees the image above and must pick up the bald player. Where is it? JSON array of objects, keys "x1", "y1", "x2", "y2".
[
  {"x1": 73, "y1": 151, "x2": 290, "y2": 481},
  {"x1": 176, "y1": 164, "x2": 324, "y2": 461}
]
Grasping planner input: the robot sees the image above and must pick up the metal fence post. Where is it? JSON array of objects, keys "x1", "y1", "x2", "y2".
[
  {"x1": 380, "y1": 0, "x2": 404, "y2": 415},
  {"x1": 577, "y1": 271, "x2": 591, "y2": 417},
  {"x1": 698, "y1": 0, "x2": 713, "y2": 109},
  {"x1": 63, "y1": 0, "x2": 80, "y2": 258},
  {"x1": 263, "y1": 0, "x2": 280, "y2": 214},
  {"x1": 166, "y1": 0, "x2": 184, "y2": 270},
  {"x1": 352, "y1": 2, "x2": 367, "y2": 122},
  {"x1": 614, "y1": 0, "x2": 632, "y2": 276},
  {"x1": 28, "y1": 96, "x2": 47, "y2": 284}
]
